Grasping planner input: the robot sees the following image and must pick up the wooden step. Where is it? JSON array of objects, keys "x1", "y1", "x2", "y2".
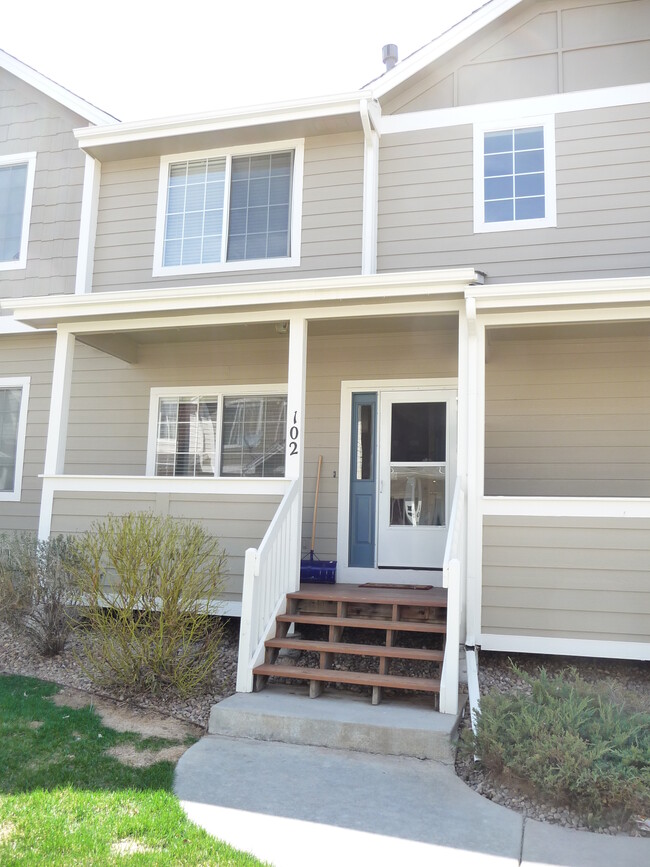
[
  {"x1": 253, "y1": 663, "x2": 441, "y2": 693},
  {"x1": 290, "y1": 584, "x2": 447, "y2": 608},
  {"x1": 265, "y1": 637, "x2": 444, "y2": 662},
  {"x1": 276, "y1": 613, "x2": 446, "y2": 633}
]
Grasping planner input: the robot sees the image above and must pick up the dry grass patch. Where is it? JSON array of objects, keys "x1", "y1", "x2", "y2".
[
  {"x1": 50, "y1": 686, "x2": 201, "y2": 740},
  {"x1": 111, "y1": 837, "x2": 159, "y2": 856},
  {"x1": 107, "y1": 743, "x2": 189, "y2": 768},
  {"x1": 0, "y1": 821, "x2": 16, "y2": 844}
]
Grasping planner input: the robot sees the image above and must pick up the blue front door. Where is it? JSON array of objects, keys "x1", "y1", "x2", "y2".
[{"x1": 348, "y1": 393, "x2": 377, "y2": 567}]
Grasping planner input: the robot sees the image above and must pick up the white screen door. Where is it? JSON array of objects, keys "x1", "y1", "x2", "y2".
[{"x1": 377, "y1": 389, "x2": 456, "y2": 569}]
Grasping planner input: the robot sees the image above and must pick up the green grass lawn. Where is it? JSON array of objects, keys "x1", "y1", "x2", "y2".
[{"x1": 0, "y1": 674, "x2": 269, "y2": 865}]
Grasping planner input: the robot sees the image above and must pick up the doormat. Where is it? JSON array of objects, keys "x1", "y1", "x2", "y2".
[{"x1": 359, "y1": 583, "x2": 434, "y2": 590}]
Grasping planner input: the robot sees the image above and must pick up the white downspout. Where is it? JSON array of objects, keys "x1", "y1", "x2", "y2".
[{"x1": 360, "y1": 98, "x2": 380, "y2": 276}]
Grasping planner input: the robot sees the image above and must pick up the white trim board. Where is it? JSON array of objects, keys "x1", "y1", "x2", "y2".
[
  {"x1": 479, "y1": 633, "x2": 649, "y2": 662},
  {"x1": 42, "y1": 474, "x2": 290, "y2": 497},
  {"x1": 482, "y1": 496, "x2": 650, "y2": 519},
  {"x1": 379, "y1": 81, "x2": 650, "y2": 135}
]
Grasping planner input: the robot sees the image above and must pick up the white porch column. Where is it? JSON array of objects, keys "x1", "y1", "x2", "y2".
[
  {"x1": 38, "y1": 327, "x2": 75, "y2": 539},
  {"x1": 464, "y1": 299, "x2": 486, "y2": 645},
  {"x1": 285, "y1": 316, "x2": 308, "y2": 587}
]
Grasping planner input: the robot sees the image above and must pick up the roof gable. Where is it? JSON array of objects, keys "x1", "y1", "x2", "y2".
[
  {"x1": 0, "y1": 48, "x2": 116, "y2": 125},
  {"x1": 369, "y1": 0, "x2": 527, "y2": 100}
]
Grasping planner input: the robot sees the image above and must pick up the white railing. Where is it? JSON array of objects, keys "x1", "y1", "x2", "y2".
[
  {"x1": 439, "y1": 477, "x2": 466, "y2": 715},
  {"x1": 236, "y1": 478, "x2": 302, "y2": 692}
]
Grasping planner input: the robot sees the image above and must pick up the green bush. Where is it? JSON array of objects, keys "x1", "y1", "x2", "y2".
[
  {"x1": 466, "y1": 665, "x2": 650, "y2": 825},
  {"x1": 0, "y1": 534, "x2": 80, "y2": 656},
  {"x1": 72, "y1": 512, "x2": 227, "y2": 697}
]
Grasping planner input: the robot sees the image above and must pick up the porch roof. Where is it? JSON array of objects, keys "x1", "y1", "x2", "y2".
[{"x1": 4, "y1": 269, "x2": 482, "y2": 330}]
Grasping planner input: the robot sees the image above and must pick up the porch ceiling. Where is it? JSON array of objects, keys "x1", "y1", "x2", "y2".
[{"x1": 77, "y1": 312, "x2": 459, "y2": 361}]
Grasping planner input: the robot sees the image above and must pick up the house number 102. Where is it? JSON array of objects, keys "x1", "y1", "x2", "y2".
[{"x1": 289, "y1": 411, "x2": 299, "y2": 456}]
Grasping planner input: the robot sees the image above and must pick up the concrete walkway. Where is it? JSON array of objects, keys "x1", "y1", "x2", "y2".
[{"x1": 174, "y1": 692, "x2": 649, "y2": 867}]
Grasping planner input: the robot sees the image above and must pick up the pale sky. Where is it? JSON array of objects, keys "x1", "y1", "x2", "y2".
[{"x1": 4, "y1": 0, "x2": 486, "y2": 121}]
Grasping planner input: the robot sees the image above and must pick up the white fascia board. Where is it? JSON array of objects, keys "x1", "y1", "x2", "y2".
[
  {"x1": 0, "y1": 49, "x2": 116, "y2": 125},
  {"x1": 379, "y1": 81, "x2": 650, "y2": 135},
  {"x1": 467, "y1": 276, "x2": 650, "y2": 311},
  {"x1": 4, "y1": 269, "x2": 482, "y2": 327},
  {"x1": 74, "y1": 92, "x2": 370, "y2": 151},
  {"x1": 370, "y1": 0, "x2": 525, "y2": 100}
]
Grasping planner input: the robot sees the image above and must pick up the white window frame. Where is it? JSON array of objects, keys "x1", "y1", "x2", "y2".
[
  {"x1": 152, "y1": 139, "x2": 304, "y2": 277},
  {"x1": 146, "y1": 384, "x2": 288, "y2": 477},
  {"x1": 0, "y1": 376, "x2": 30, "y2": 501},
  {"x1": 0, "y1": 152, "x2": 37, "y2": 270},
  {"x1": 473, "y1": 116, "x2": 556, "y2": 233}
]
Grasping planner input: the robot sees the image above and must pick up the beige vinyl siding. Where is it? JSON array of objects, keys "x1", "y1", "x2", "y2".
[
  {"x1": 482, "y1": 516, "x2": 650, "y2": 643},
  {"x1": 0, "y1": 71, "x2": 87, "y2": 298},
  {"x1": 0, "y1": 333, "x2": 54, "y2": 532},
  {"x1": 91, "y1": 133, "x2": 363, "y2": 292},
  {"x1": 484, "y1": 322, "x2": 650, "y2": 497},
  {"x1": 50, "y1": 491, "x2": 280, "y2": 597},
  {"x1": 377, "y1": 102, "x2": 650, "y2": 282},
  {"x1": 65, "y1": 333, "x2": 290, "y2": 475},
  {"x1": 383, "y1": 0, "x2": 650, "y2": 114}
]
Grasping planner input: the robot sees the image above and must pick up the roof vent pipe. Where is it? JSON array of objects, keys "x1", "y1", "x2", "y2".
[{"x1": 382, "y1": 44, "x2": 398, "y2": 71}]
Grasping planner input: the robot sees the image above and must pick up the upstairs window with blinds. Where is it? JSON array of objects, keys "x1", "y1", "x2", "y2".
[{"x1": 155, "y1": 142, "x2": 301, "y2": 274}]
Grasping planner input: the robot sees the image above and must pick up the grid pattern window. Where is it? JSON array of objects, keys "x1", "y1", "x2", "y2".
[
  {"x1": 221, "y1": 395, "x2": 287, "y2": 477},
  {"x1": 160, "y1": 148, "x2": 294, "y2": 271},
  {"x1": 155, "y1": 396, "x2": 219, "y2": 477},
  {"x1": 0, "y1": 154, "x2": 36, "y2": 269},
  {"x1": 484, "y1": 127, "x2": 545, "y2": 223},
  {"x1": 474, "y1": 119, "x2": 555, "y2": 233},
  {"x1": 163, "y1": 159, "x2": 226, "y2": 267}
]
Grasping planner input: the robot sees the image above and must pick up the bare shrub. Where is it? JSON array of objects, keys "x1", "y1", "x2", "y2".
[
  {"x1": 0, "y1": 534, "x2": 80, "y2": 656},
  {"x1": 72, "y1": 512, "x2": 227, "y2": 697}
]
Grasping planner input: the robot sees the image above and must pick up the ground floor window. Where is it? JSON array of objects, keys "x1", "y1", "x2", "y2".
[
  {"x1": 0, "y1": 377, "x2": 30, "y2": 500},
  {"x1": 147, "y1": 387, "x2": 287, "y2": 478}
]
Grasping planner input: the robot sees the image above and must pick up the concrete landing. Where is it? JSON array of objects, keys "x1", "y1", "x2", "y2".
[{"x1": 208, "y1": 686, "x2": 462, "y2": 761}]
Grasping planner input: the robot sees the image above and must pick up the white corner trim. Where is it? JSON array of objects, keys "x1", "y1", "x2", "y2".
[
  {"x1": 361, "y1": 99, "x2": 379, "y2": 276},
  {"x1": 75, "y1": 155, "x2": 101, "y2": 294},
  {"x1": 473, "y1": 116, "x2": 556, "y2": 234},
  {"x1": 479, "y1": 633, "x2": 650, "y2": 661},
  {"x1": 0, "y1": 153, "x2": 36, "y2": 271},
  {"x1": 0, "y1": 376, "x2": 30, "y2": 502},
  {"x1": 152, "y1": 139, "x2": 304, "y2": 278},
  {"x1": 379, "y1": 81, "x2": 650, "y2": 135}
]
